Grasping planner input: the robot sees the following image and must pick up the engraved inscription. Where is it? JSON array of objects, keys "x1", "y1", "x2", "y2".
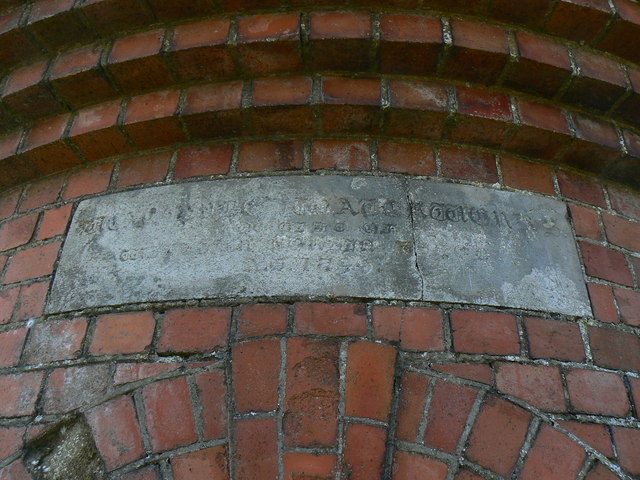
[{"x1": 47, "y1": 176, "x2": 591, "y2": 316}]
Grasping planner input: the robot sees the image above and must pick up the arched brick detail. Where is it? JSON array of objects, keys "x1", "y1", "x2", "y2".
[{"x1": 1, "y1": 1, "x2": 640, "y2": 479}]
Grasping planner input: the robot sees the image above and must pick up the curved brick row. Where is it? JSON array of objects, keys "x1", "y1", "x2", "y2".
[
  {"x1": 1, "y1": 0, "x2": 639, "y2": 75},
  {"x1": 0, "y1": 76, "x2": 639, "y2": 191},
  {"x1": 1, "y1": 12, "x2": 640, "y2": 133},
  {"x1": 0, "y1": 304, "x2": 638, "y2": 478}
]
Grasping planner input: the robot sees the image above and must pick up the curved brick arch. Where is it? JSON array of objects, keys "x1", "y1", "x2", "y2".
[{"x1": 0, "y1": 1, "x2": 640, "y2": 479}]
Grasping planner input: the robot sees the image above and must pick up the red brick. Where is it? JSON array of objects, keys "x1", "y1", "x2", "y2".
[
  {"x1": 0, "y1": 288, "x2": 18, "y2": 324},
  {"x1": 63, "y1": 162, "x2": 114, "y2": 199},
  {"x1": 233, "y1": 338, "x2": 281, "y2": 413},
  {"x1": 424, "y1": 380, "x2": 477, "y2": 453},
  {"x1": 170, "y1": 19, "x2": 234, "y2": 82},
  {"x1": 28, "y1": 0, "x2": 94, "y2": 51},
  {"x1": 613, "y1": 427, "x2": 640, "y2": 474},
  {"x1": 3, "y1": 242, "x2": 61, "y2": 284},
  {"x1": 372, "y1": 306, "x2": 443, "y2": 351},
  {"x1": 37, "y1": 204, "x2": 72, "y2": 240},
  {"x1": 389, "y1": 80, "x2": 448, "y2": 111},
  {"x1": 344, "y1": 423, "x2": 387, "y2": 479},
  {"x1": 148, "y1": 0, "x2": 216, "y2": 20},
  {"x1": 457, "y1": 87, "x2": 511, "y2": 121},
  {"x1": 603, "y1": 214, "x2": 640, "y2": 252},
  {"x1": 0, "y1": 214, "x2": 38, "y2": 252},
  {"x1": 521, "y1": 424, "x2": 586, "y2": 480},
  {"x1": 506, "y1": 33, "x2": 571, "y2": 97},
  {"x1": 238, "y1": 13, "x2": 299, "y2": 42},
  {"x1": 441, "y1": 148, "x2": 498, "y2": 184},
  {"x1": 90, "y1": 312, "x2": 155, "y2": 355},
  {"x1": 525, "y1": 317, "x2": 585, "y2": 361},
  {"x1": 466, "y1": 395, "x2": 531, "y2": 476},
  {"x1": 121, "y1": 466, "x2": 161, "y2": 480},
  {"x1": 0, "y1": 460, "x2": 31, "y2": 480},
  {"x1": 283, "y1": 452, "x2": 336, "y2": 479},
  {"x1": 310, "y1": 12, "x2": 372, "y2": 39},
  {"x1": 143, "y1": 377, "x2": 198, "y2": 452},
  {"x1": 117, "y1": 153, "x2": 171, "y2": 188},
  {"x1": 172, "y1": 446, "x2": 229, "y2": 480},
  {"x1": 238, "y1": 141, "x2": 304, "y2": 172},
  {"x1": 569, "y1": 204, "x2": 601, "y2": 240},
  {"x1": 184, "y1": 82, "x2": 243, "y2": 115},
  {"x1": 24, "y1": 318, "x2": 87, "y2": 364},
  {"x1": 563, "y1": 116, "x2": 621, "y2": 171},
  {"x1": 545, "y1": 0, "x2": 611, "y2": 43},
  {"x1": 175, "y1": 145, "x2": 232, "y2": 178},
  {"x1": 124, "y1": 91, "x2": 184, "y2": 149},
  {"x1": 501, "y1": 157, "x2": 555, "y2": 195},
  {"x1": 252, "y1": 77, "x2": 311, "y2": 107},
  {"x1": 80, "y1": 0, "x2": 155, "y2": 36},
  {"x1": 0, "y1": 371, "x2": 43, "y2": 416},
  {"x1": 310, "y1": 12, "x2": 373, "y2": 71},
  {"x1": 566, "y1": 369, "x2": 629, "y2": 416},
  {"x1": 559, "y1": 421, "x2": 614, "y2": 456},
  {"x1": 393, "y1": 451, "x2": 448, "y2": 480},
  {"x1": 345, "y1": 341, "x2": 396, "y2": 422},
  {"x1": 614, "y1": 287, "x2": 640, "y2": 327},
  {"x1": 378, "y1": 142, "x2": 436, "y2": 176},
  {"x1": 580, "y1": 242, "x2": 633, "y2": 287},
  {"x1": 451, "y1": 310, "x2": 519, "y2": 355},
  {"x1": 14, "y1": 280, "x2": 49, "y2": 321},
  {"x1": 4, "y1": 60, "x2": 61, "y2": 122},
  {"x1": 507, "y1": 101, "x2": 571, "y2": 160},
  {"x1": 284, "y1": 338, "x2": 340, "y2": 447},
  {"x1": 321, "y1": 79, "x2": 380, "y2": 134},
  {"x1": 0, "y1": 327, "x2": 27, "y2": 368},
  {"x1": 557, "y1": 170, "x2": 606, "y2": 208},
  {"x1": 518, "y1": 100, "x2": 569, "y2": 133},
  {"x1": 113, "y1": 363, "x2": 178, "y2": 385},
  {"x1": 589, "y1": 326, "x2": 640, "y2": 371},
  {"x1": 430, "y1": 363, "x2": 493, "y2": 384},
  {"x1": 395, "y1": 371, "x2": 430, "y2": 442},
  {"x1": 49, "y1": 45, "x2": 116, "y2": 108},
  {"x1": 235, "y1": 417, "x2": 278, "y2": 479},
  {"x1": 587, "y1": 283, "x2": 619, "y2": 322},
  {"x1": 0, "y1": 426, "x2": 25, "y2": 462},
  {"x1": 443, "y1": 20, "x2": 510, "y2": 84},
  {"x1": 86, "y1": 395, "x2": 145, "y2": 471},
  {"x1": 237, "y1": 304, "x2": 288, "y2": 339},
  {"x1": 454, "y1": 470, "x2": 484, "y2": 480},
  {"x1": 43, "y1": 364, "x2": 110, "y2": 413},
  {"x1": 294, "y1": 303, "x2": 367, "y2": 336},
  {"x1": 379, "y1": 14, "x2": 442, "y2": 76},
  {"x1": 323, "y1": 77, "x2": 380, "y2": 106},
  {"x1": 563, "y1": 50, "x2": 627, "y2": 112},
  {"x1": 194, "y1": 370, "x2": 227, "y2": 440},
  {"x1": 70, "y1": 102, "x2": 132, "y2": 162},
  {"x1": 585, "y1": 463, "x2": 619, "y2": 480},
  {"x1": 108, "y1": 30, "x2": 173, "y2": 92},
  {"x1": 311, "y1": 140, "x2": 371, "y2": 171},
  {"x1": 158, "y1": 307, "x2": 230, "y2": 353},
  {"x1": 608, "y1": 184, "x2": 640, "y2": 221},
  {"x1": 20, "y1": 175, "x2": 64, "y2": 212},
  {"x1": 496, "y1": 363, "x2": 566, "y2": 411},
  {"x1": 0, "y1": 189, "x2": 20, "y2": 221}
]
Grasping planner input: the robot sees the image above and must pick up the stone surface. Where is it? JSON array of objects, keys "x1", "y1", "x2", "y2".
[
  {"x1": 47, "y1": 176, "x2": 590, "y2": 316},
  {"x1": 409, "y1": 180, "x2": 590, "y2": 315}
]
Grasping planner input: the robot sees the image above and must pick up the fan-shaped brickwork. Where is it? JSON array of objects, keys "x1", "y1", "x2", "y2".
[{"x1": 1, "y1": 1, "x2": 640, "y2": 479}]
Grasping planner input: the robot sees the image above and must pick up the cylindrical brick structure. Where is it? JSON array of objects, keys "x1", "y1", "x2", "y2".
[{"x1": 0, "y1": 1, "x2": 639, "y2": 479}]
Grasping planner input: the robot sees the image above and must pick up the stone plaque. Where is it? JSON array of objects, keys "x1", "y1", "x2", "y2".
[{"x1": 47, "y1": 176, "x2": 591, "y2": 316}]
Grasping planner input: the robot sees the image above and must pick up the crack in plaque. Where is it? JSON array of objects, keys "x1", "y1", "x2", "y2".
[{"x1": 403, "y1": 179, "x2": 425, "y2": 299}]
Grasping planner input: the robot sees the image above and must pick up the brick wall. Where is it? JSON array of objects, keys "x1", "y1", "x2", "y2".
[{"x1": 0, "y1": 1, "x2": 639, "y2": 479}]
